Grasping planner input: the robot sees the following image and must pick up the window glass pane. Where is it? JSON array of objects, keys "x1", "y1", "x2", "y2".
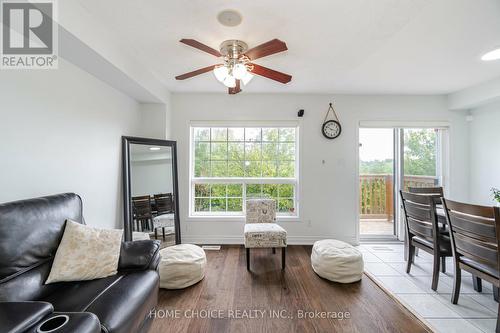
[
  {"x1": 210, "y1": 198, "x2": 226, "y2": 212},
  {"x1": 278, "y1": 161, "x2": 295, "y2": 177},
  {"x1": 227, "y1": 161, "x2": 244, "y2": 177},
  {"x1": 211, "y1": 161, "x2": 227, "y2": 177},
  {"x1": 278, "y1": 184, "x2": 294, "y2": 198},
  {"x1": 245, "y1": 143, "x2": 261, "y2": 160},
  {"x1": 279, "y1": 128, "x2": 295, "y2": 142},
  {"x1": 194, "y1": 128, "x2": 210, "y2": 141},
  {"x1": 210, "y1": 184, "x2": 226, "y2": 197},
  {"x1": 211, "y1": 142, "x2": 227, "y2": 160},
  {"x1": 246, "y1": 184, "x2": 262, "y2": 198},
  {"x1": 278, "y1": 199, "x2": 295, "y2": 213},
  {"x1": 195, "y1": 142, "x2": 210, "y2": 161},
  {"x1": 245, "y1": 161, "x2": 262, "y2": 177},
  {"x1": 195, "y1": 198, "x2": 210, "y2": 212},
  {"x1": 211, "y1": 128, "x2": 227, "y2": 141},
  {"x1": 228, "y1": 143, "x2": 244, "y2": 160},
  {"x1": 194, "y1": 184, "x2": 210, "y2": 197},
  {"x1": 262, "y1": 128, "x2": 279, "y2": 142},
  {"x1": 227, "y1": 184, "x2": 243, "y2": 197},
  {"x1": 262, "y1": 161, "x2": 278, "y2": 177},
  {"x1": 227, "y1": 198, "x2": 243, "y2": 212},
  {"x1": 263, "y1": 184, "x2": 278, "y2": 198},
  {"x1": 245, "y1": 128, "x2": 261, "y2": 142},
  {"x1": 262, "y1": 143, "x2": 278, "y2": 160},
  {"x1": 194, "y1": 160, "x2": 210, "y2": 177},
  {"x1": 279, "y1": 143, "x2": 295, "y2": 160},
  {"x1": 228, "y1": 128, "x2": 244, "y2": 141}
]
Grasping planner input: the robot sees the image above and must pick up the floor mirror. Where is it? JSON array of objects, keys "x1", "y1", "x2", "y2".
[{"x1": 122, "y1": 136, "x2": 181, "y2": 245}]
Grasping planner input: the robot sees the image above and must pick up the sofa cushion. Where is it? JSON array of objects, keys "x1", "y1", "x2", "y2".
[
  {"x1": 86, "y1": 271, "x2": 159, "y2": 333},
  {"x1": 46, "y1": 220, "x2": 123, "y2": 284}
]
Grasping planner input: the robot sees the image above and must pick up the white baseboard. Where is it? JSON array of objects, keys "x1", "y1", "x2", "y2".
[{"x1": 181, "y1": 235, "x2": 358, "y2": 246}]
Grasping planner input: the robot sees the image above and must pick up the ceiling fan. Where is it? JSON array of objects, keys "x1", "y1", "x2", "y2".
[{"x1": 175, "y1": 38, "x2": 292, "y2": 94}]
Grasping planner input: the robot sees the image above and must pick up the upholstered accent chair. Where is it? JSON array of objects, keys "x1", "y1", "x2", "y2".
[{"x1": 244, "y1": 199, "x2": 287, "y2": 271}]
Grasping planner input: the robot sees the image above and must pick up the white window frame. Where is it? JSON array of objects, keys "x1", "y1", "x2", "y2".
[{"x1": 188, "y1": 123, "x2": 300, "y2": 221}]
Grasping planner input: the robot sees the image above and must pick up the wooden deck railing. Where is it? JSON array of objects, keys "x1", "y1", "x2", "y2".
[{"x1": 360, "y1": 174, "x2": 438, "y2": 220}]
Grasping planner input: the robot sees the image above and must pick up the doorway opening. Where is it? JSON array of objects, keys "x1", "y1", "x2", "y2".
[{"x1": 359, "y1": 127, "x2": 446, "y2": 238}]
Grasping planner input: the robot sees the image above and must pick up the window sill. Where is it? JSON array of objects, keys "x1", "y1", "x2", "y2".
[{"x1": 187, "y1": 215, "x2": 300, "y2": 223}]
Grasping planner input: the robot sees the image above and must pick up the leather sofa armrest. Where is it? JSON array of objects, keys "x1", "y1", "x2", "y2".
[
  {"x1": 118, "y1": 240, "x2": 161, "y2": 271},
  {"x1": 0, "y1": 301, "x2": 53, "y2": 333}
]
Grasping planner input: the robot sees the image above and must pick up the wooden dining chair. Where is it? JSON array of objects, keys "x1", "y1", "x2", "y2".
[
  {"x1": 154, "y1": 193, "x2": 174, "y2": 215},
  {"x1": 400, "y1": 191, "x2": 453, "y2": 291},
  {"x1": 132, "y1": 195, "x2": 153, "y2": 231},
  {"x1": 441, "y1": 199, "x2": 500, "y2": 330}
]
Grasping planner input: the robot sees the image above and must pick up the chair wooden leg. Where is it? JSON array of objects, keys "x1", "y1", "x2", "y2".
[
  {"x1": 451, "y1": 262, "x2": 461, "y2": 304},
  {"x1": 162, "y1": 227, "x2": 166, "y2": 241},
  {"x1": 431, "y1": 252, "x2": 440, "y2": 291},
  {"x1": 496, "y1": 302, "x2": 500, "y2": 333},
  {"x1": 154, "y1": 228, "x2": 158, "y2": 240},
  {"x1": 415, "y1": 248, "x2": 419, "y2": 258},
  {"x1": 441, "y1": 257, "x2": 446, "y2": 273},
  {"x1": 473, "y1": 275, "x2": 482, "y2": 292},
  {"x1": 406, "y1": 244, "x2": 415, "y2": 274},
  {"x1": 272, "y1": 247, "x2": 276, "y2": 254},
  {"x1": 282, "y1": 247, "x2": 286, "y2": 270},
  {"x1": 246, "y1": 248, "x2": 250, "y2": 271},
  {"x1": 494, "y1": 286, "x2": 499, "y2": 302}
]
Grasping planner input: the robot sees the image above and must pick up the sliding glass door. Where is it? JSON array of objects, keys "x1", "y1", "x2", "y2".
[{"x1": 359, "y1": 127, "x2": 446, "y2": 238}]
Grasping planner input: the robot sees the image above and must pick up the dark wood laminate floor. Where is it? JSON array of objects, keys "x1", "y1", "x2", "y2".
[{"x1": 150, "y1": 245, "x2": 430, "y2": 333}]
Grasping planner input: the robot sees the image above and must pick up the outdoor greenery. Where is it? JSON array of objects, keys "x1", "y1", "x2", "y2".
[
  {"x1": 360, "y1": 129, "x2": 437, "y2": 176},
  {"x1": 492, "y1": 188, "x2": 500, "y2": 203},
  {"x1": 192, "y1": 127, "x2": 296, "y2": 214}
]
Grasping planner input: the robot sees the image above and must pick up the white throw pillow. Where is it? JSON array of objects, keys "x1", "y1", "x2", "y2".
[{"x1": 45, "y1": 220, "x2": 123, "y2": 284}]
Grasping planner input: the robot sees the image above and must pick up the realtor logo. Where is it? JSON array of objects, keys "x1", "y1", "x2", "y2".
[{"x1": 1, "y1": 0, "x2": 58, "y2": 69}]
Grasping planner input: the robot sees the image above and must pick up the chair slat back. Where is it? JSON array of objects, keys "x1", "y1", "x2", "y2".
[
  {"x1": 409, "y1": 187, "x2": 444, "y2": 196},
  {"x1": 132, "y1": 195, "x2": 152, "y2": 219},
  {"x1": 154, "y1": 193, "x2": 174, "y2": 214},
  {"x1": 401, "y1": 191, "x2": 440, "y2": 242},
  {"x1": 442, "y1": 199, "x2": 500, "y2": 274}
]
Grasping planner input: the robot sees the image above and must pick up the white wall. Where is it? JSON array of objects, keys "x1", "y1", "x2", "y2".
[
  {"x1": 131, "y1": 159, "x2": 173, "y2": 197},
  {"x1": 468, "y1": 101, "x2": 500, "y2": 205},
  {"x1": 172, "y1": 93, "x2": 470, "y2": 245},
  {"x1": 0, "y1": 59, "x2": 142, "y2": 229}
]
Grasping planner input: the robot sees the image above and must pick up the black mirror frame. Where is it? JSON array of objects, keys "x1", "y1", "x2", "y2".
[{"x1": 122, "y1": 136, "x2": 181, "y2": 244}]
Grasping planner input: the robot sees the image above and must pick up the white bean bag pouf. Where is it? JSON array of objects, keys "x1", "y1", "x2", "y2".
[
  {"x1": 311, "y1": 239, "x2": 364, "y2": 283},
  {"x1": 159, "y1": 244, "x2": 206, "y2": 289}
]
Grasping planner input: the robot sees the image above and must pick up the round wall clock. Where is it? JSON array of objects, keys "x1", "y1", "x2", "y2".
[
  {"x1": 322, "y1": 102, "x2": 342, "y2": 140},
  {"x1": 322, "y1": 120, "x2": 342, "y2": 139}
]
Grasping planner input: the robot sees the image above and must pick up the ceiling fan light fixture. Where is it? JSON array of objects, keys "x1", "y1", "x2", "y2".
[
  {"x1": 213, "y1": 65, "x2": 229, "y2": 82},
  {"x1": 241, "y1": 71, "x2": 253, "y2": 85},
  {"x1": 232, "y1": 63, "x2": 247, "y2": 79},
  {"x1": 223, "y1": 75, "x2": 236, "y2": 88}
]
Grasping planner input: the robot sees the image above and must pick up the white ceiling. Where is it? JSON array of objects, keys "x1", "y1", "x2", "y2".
[{"x1": 75, "y1": 0, "x2": 500, "y2": 94}]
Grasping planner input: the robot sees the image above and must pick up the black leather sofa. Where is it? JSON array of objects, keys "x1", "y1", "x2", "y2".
[{"x1": 0, "y1": 193, "x2": 161, "y2": 333}]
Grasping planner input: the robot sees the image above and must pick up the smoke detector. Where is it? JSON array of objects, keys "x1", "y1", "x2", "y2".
[{"x1": 217, "y1": 10, "x2": 242, "y2": 27}]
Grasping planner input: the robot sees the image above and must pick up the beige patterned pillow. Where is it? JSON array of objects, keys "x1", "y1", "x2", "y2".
[{"x1": 45, "y1": 220, "x2": 123, "y2": 284}]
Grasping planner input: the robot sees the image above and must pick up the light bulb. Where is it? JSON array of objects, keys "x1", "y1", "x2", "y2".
[
  {"x1": 213, "y1": 66, "x2": 228, "y2": 82},
  {"x1": 232, "y1": 63, "x2": 247, "y2": 79},
  {"x1": 241, "y1": 71, "x2": 254, "y2": 85},
  {"x1": 223, "y1": 75, "x2": 236, "y2": 88}
]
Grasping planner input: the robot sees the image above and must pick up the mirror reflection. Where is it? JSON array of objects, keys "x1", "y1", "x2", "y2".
[{"x1": 130, "y1": 144, "x2": 176, "y2": 246}]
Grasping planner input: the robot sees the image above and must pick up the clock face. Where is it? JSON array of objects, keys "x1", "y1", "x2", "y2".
[{"x1": 322, "y1": 120, "x2": 341, "y2": 139}]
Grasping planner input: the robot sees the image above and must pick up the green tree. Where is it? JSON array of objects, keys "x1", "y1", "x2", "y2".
[{"x1": 403, "y1": 129, "x2": 436, "y2": 176}]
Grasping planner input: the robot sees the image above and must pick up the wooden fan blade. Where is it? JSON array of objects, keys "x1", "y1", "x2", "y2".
[
  {"x1": 249, "y1": 64, "x2": 292, "y2": 84},
  {"x1": 244, "y1": 39, "x2": 288, "y2": 60},
  {"x1": 175, "y1": 65, "x2": 217, "y2": 80},
  {"x1": 228, "y1": 80, "x2": 241, "y2": 94},
  {"x1": 180, "y1": 39, "x2": 221, "y2": 57}
]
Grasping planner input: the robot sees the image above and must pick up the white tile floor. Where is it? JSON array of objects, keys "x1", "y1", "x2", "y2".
[{"x1": 359, "y1": 242, "x2": 498, "y2": 333}]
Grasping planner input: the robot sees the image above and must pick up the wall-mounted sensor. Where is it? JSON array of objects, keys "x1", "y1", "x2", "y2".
[{"x1": 298, "y1": 109, "x2": 304, "y2": 117}]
